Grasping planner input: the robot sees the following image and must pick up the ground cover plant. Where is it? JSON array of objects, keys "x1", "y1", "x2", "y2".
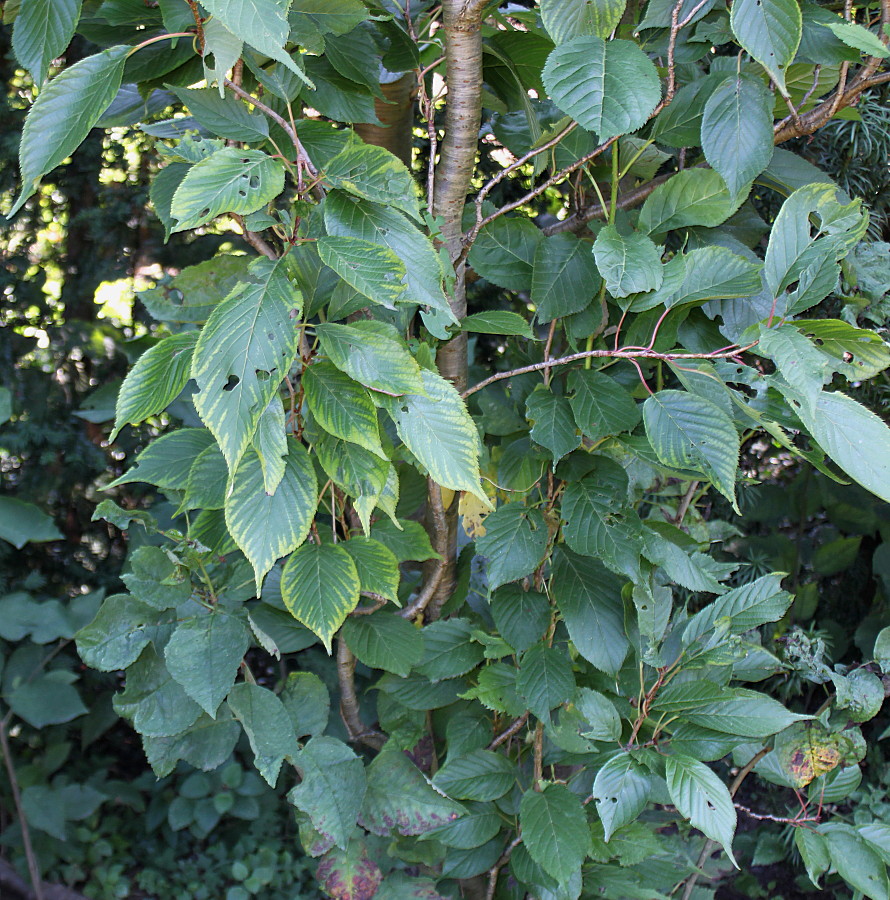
[{"x1": 3, "y1": 0, "x2": 890, "y2": 898}]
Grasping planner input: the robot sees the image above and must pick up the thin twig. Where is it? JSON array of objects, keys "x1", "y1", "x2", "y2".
[
  {"x1": 532, "y1": 722, "x2": 544, "y2": 789},
  {"x1": 232, "y1": 213, "x2": 277, "y2": 259},
  {"x1": 0, "y1": 719, "x2": 44, "y2": 900},
  {"x1": 462, "y1": 342, "x2": 758, "y2": 398},
  {"x1": 488, "y1": 712, "x2": 530, "y2": 750},
  {"x1": 485, "y1": 835, "x2": 523, "y2": 900},
  {"x1": 673, "y1": 480, "x2": 700, "y2": 526}
]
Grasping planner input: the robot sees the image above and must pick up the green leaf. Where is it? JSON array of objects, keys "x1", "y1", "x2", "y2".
[
  {"x1": 280, "y1": 671, "x2": 330, "y2": 739},
  {"x1": 730, "y1": 0, "x2": 802, "y2": 94},
  {"x1": 183, "y1": 444, "x2": 228, "y2": 512},
  {"x1": 476, "y1": 504, "x2": 549, "y2": 590},
  {"x1": 143, "y1": 710, "x2": 241, "y2": 778},
  {"x1": 164, "y1": 611, "x2": 250, "y2": 717},
  {"x1": 342, "y1": 613, "x2": 423, "y2": 677},
  {"x1": 520, "y1": 783, "x2": 590, "y2": 884},
  {"x1": 575, "y1": 687, "x2": 622, "y2": 741},
  {"x1": 12, "y1": 0, "x2": 79, "y2": 84},
  {"x1": 168, "y1": 86, "x2": 270, "y2": 142},
  {"x1": 424, "y1": 801, "x2": 502, "y2": 851},
  {"x1": 252, "y1": 395, "x2": 288, "y2": 495},
  {"x1": 822, "y1": 825, "x2": 890, "y2": 900},
  {"x1": 660, "y1": 246, "x2": 763, "y2": 309},
  {"x1": 799, "y1": 392, "x2": 890, "y2": 504},
  {"x1": 490, "y1": 586, "x2": 551, "y2": 653},
  {"x1": 433, "y1": 750, "x2": 515, "y2": 801},
  {"x1": 649, "y1": 74, "x2": 722, "y2": 148},
  {"x1": 318, "y1": 236, "x2": 408, "y2": 311},
  {"x1": 758, "y1": 323, "x2": 827, "y2": 416},
  {"x1": 517, "y1": 644, "x2": 575, "y2": 722},
  {"x1": 121, "y1": 546, "x2": 192, "y2": 610},
  {"x1": 795, "y1": 319, "x2": 890, "y2": 381},
  {"x1": 639, "y1": 169, "x2": 745, "y2": 236},
  {"x1": 460, "y1": 311, "x2": 535, "y2": 338},
  {"x1": 303, "y1": 360, "x2": 385, "y2": 458},
  {"x1": 342, "y1": 537, "x2": 401, "y2": 604},
  {"x1": 315, "y1": 321, "x2": 424, "y2": 396},
  {"x1": 8, "y1": 671, "x2": 87, "y2": 729},
  {"x1": 191, "y1": 255, "x2": 301, "y2": 476},
  {"x1": 201, "y1": 17, "x2": 244, "y2": 93},
  {"x1": 324, "y1": 192, "x2": 454, "y2": 332},
  {"x1": 9, "y1": 45, "x2": 129, "y2": 216},
  {"x1": 542, "y1": 37, "x2": 660, "y2": 139},
  {"x1": 795, "y1": 828, "x2": 830, "y2": 888},
  {"x1": 288, "y1": 736, "x2": 366, "y2": 851},
  {"x1": 75, "y1": 594, "x2": 168, "y2": 672},
  {"x1": 665, "y1": 755, "x2": 737, "y2": 865},
  {"x1": 106, "y1": 428, "x2": 215, "y2": 491},
  {"x1": 281, "y1": 542, "x2": 361, "y2": 652},
  {"x1": 171, "y1": 148, "x2": 285, "y2": 231},
  {"x1": 526, "y1": 386, "x2": 582, "y2": 464},
  {"x1": 823, "y1": 20, "x2": 890, "y2": 57},
  {"x1": 701, "y1": 74, "x2": 775, "y2": 196},
  {"x1": 371, "y1": 519, "x2": 439, "y2": 563},
  {"x1": 324, "y1": 140, "x2": 422, "y2": 221},
  {"x1": 359, "y1": 750, "x2": 465, "y2": 837},
  {"x1": 378, "y1": 368, "x2": 486, "y2": 503},
  {"x1": 224, "y1": 439, "x2": 318, "y2": 593},
  {"x1": 201, "y1": 0, "x2": 314, "y2": 85},
  {"x1": 643, "y1": 390, "x2": 740, "y2": 508},
  {"x1": 111, "y1": 333, "x2": 197, "y2": 440},
  {"x1": 227, "y1": 682, "x2": 300, "y2": 786},
  {"x1": 641, "y1": 527, "x2": 727, "y2": 593},
  {"x1": 0, "y1": 498, "x2": 63, "y2": 548},
  {"x1": 592, "y1": 754, "x2": 651, "y2": 840},
  {"x1": 561, "y1": 475, "x2": 644, "y2": 580},
  {"x1": 532, "y1": 233, "x2": 602, "y2": 322},
  {"x1": 683, "y1": 573, "x2": 792, "y2": 644},
  {"x1": 316, "y1": 838, "x2": 383, "y2": 900},
  {"x1": 540, "y1": 0, "x2": 627, "y2": 42},
  {"x1": 592, "y1": 225, "x2": 663, "y2": 299},
  {"x1": 567, "y1": 369, "x2": 640, "y2": 442},
  {"x1": 467, "y1": 217, "x2": 543, "y2": 293},
  {"x1": 416, "y1": 619, "x2": 484, "y2": 681},
  {"x1": 550, "y1": 547, "x2": 628, "y2": 674}
]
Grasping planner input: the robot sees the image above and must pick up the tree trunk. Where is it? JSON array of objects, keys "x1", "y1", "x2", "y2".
[{"x1": 353, "y1": 73, "x2": 416, "y2": 167}]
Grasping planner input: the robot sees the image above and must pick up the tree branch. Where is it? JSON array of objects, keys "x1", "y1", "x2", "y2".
[
  {"x1": 400, "y1": 479, "x2": 450, "y2": 621},
  {"x1": 336, "y1": 638, "x2": 386, "y2": 750}
]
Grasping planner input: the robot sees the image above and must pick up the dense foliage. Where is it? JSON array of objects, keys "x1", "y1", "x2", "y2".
[{"x1": 3, "y1": 1, "x2": 890, "y2": 899}]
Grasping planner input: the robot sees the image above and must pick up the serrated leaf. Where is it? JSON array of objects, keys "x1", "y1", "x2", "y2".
[
  {"x1": 550, "y1": 546, "x2": 628, "y2": 674},
  {"x1": 730, "y1": 0, "x2": 801, "y2": 94},
  {"x1": 112, "y1": 333, "x2": 197, "y2": 440},
  {"x1": 164, "y1": 611, "x2": 250, "y2": 716},
  {"x1": 592, "y1": 225, "x2": 663, "y2": 298},
  {"x1": 315, "y1": 321, "x2": 424, "y2": 395},
  {"x1": 0, "y1": 498, "x2": 63, "y2": 548},
  {"x1": 183, "y1": 444, "x2": 228, "y2": 511},
  {"x1": 227, "y1": 682, "x2": 300, "y2": 786},
  {"x1": 532, "y1": 233, "x2": 602, "y2": 323},
  {"x1": 342, "y1": 537, "x2": 400, "y2": 604},
  {"x1": 416, "y1": 619, "x2": 485, "y2": 681},
  {"x1": 575, "y1": 688, "x2": 621, "y2": 741},
  {"x1": 520, "y1": 783, "x2": 590, "y2": 884},
  {"x1": 542, "y1": 37, "x2": 660, "y2": 139},
  {"x1": 171, "y1": 148, "x2": 285, "y2": 231},
  {"x1": 225, "y1": 439, "x2": 318, "y2": 593},
  {"x1": 490, "y1": 586, "x2": 551, "y2": 653},
  {"x1": 639, "y1": 169, "x2": 745, "y2": 236},
  {"x1": 106, "y1": 428, "x2": 215, "y2": 491},
  {"x1": 324, "y1": 140, "x2": 422, "y2": 221},
  {"x1": 758, "y1": 323, "x2": 827, "y2": 416},
  {"x1": 342, "y1": 613, "x2": 423, "y2": 677},
  {"x1": 567, "y1": 369, "x2": 640, "y2": 442},
  {"x1": 795, "y1": 319, "x2": 890, "y2": 381},
  {"x1": 592, "y1": 754, "x2": 651, "y2": 840},
  {"x1": 75, "y1": 594, "x2": 168, "y2": 672},
  {"x1": 143, "y1": 710, "x2": 241, "y2": 778},
  {"x1": 201, "y1": 17, "x2": 244, "y2": 93},
  {"x1": 468, "y1": 217, "x2": 543, "y2": 293},
  {"x1": 822, "y1": 826, "x2": 890, "y2": 900},
  {"x1": 318, "y1": 236, "x2": 408, "y2": 310},
  {"x1": 433, "y1": 750, "x2": 515, "y2": 801},
  {"x1": 517, "y1": 644, "x2": 575, "y2": 722},
  {"x1": 303, "y1": 360, "x2": 385, "y2": 458},
  {"x1": 169, "y1": 86, "x2": 270, "y2": 142},
  {"x1": 288, "y1": 736, "x2": 366, "y2": 851},
  {"x1": 526, "y1": 387, "x2": 582, "y2": 464},
  {"x1": 540, "y1": 0, "x2": 627, "y2": 42},
  {"x1": 316, "y1": 837, "x2": 383, "y2": 900},
  {"x1": 378, "y1": 368, "x2": 486, "y2": 503},
  {"x1": 281, "y1": 542, "x2": 361, "y2": 652},
  {"x1": 12, "y1": 0, "x2": 79, "y2": 84},
  {"x1": 476, "y1": 504, "x2": 549, "y2": 590},
  {"x1": 460, "y1": 311, "x2": 535, "y2": 338},
  {"x1": 665, "y1": 755, "x2": 737, "y2": 865},
  {"x1": 191, "y1": 255, "x2": 301, "y2": 476},
  {"x1": 823, "y1": 20, "x2": 890, "y2": 57},
  {"x1": 9, "y1": 46, "x2": 129, "y2": 216},
  {"x1": 701, "y1": 74, "x2": 775, "y2": 196},
  {"x1": 795, "y1": 828, "x2": 830, "y2": 888},
  {"x1": 252, "y1": 395, "x2": 288, "y2": 494},
  {"x1": 643, "y1": 390, "x2": 739, "y2": 508}
]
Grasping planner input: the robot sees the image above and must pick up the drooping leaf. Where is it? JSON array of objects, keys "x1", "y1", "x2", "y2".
[
  {"x1": 315, "y1": 837, "x2": 383, "y2": 900},
  {"x1": 476, "y1": 504, "x2": 549, "y2": 590},
  {"x1": 12, "y1": 0, "x2": 80, "y2": 84},
  {"x1": 758, "y1": 323, "x2": 827, "y2": 416},
  {"x1": 516, "y1": 644, "x2": 575, "y2": 722},
  {"x1": 318, "y1": 236, "x2": 408, "y2": 310},
  {"x1": 730, "y1": 0, "x2": 802, "y2": 94},
  {"x1": 638, "y1": 169, "x2": 745, "y2": 236},
  {"x1": 281, "y1": 542, "x2": 361, "y2": 651},
  {"x1": 490, "y1": 586, "x2": 551, "y2": 653},
  {"x1": 252, "y1": 395, "x2": 288, "y2": 495},
  {"x1": 170, "y1": 148, "x2": 285, "y2": 231},
  {"x1": 519, "y1": 783, "x2": 590, "y2": 884},
  {"x1": 526, "y1": 386, "x2": 582, "y2": 464},
  {"x1": 224, "y1": 440, "x2": 318, "y2": 593},
  {"x1": 823, "y1": 20, "x2": 890, "y2": 58},
  {"x1": 168, "y1": 86, "x2": 270, "y2": 143},
  {"x1": 592, "y1": 754, "x2": 651, "y2": 840},
  {"x1": 822, "y1": 825, "x2": 890, "y2": 900},
  {"x1": 701, "y1": 74, "x2": 775, "y2": 196},
  {"x1": 191, "y1": 255, "x2": 301, "y2": 476},
  {"x1": 460, "y1": 311, "x2": 535, "y2": 338},
  {"x1": 543, "y1": 36, "x2": 660, "y2": 139},
  {"x1": 75, "y1": 594, "x2": 169, "y2": 672},
  {"x1": 106, "y1": 428, "x2": 215, "y2": 491},
  {"x1": 143, "y1": 709, "x2": 242, "y2": 778},
  {"x1": 341, "y1": 537, "x2": 401, "y2": 604},
  {"x1": 416, "y1": 619, "x2": 485, "y2": 682},
  {"x1": 342, "y1": 613, "x2": 424, "y2": 677},
  {"x1": 665, "y1": 755, "x2": 737, "y2": 865}
]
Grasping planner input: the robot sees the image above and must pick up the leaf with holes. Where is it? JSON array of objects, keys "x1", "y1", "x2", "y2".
[
  {"x1": 224, "y1": 440, "x2": 318, "y2": 593},
  {"x1": 281, "y1": 542, "x2": 361, "y2": 652},
  {"x1": 592, "y1": 754, "x2": 651, "y2": 840},
  {"x1": 543, "y1": 37, "x2": 660, "y2": 139},
  {"x1": 730, "y1": 0, "x2": 801, "y2": 94},
  {"x1": 643, "y1": 390, "x2": 739, "y2": 509},
  {"x1": 171, "y1": 148, "x2": 285, "y2": 231},
  {"x1": 665, "y1": 755, "x2": 737, "y2": 865}
]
